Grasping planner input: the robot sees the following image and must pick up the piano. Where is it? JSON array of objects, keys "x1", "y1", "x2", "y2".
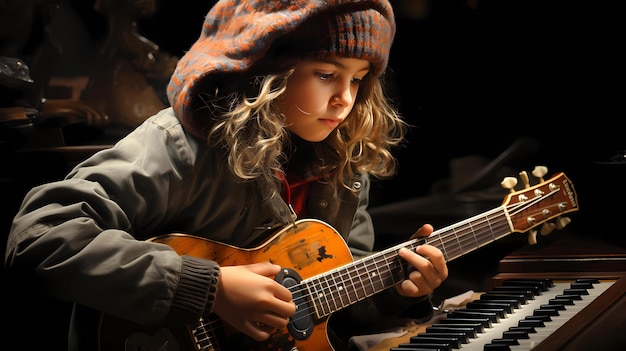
[
  {"x1": 389, "y1": 275, "x2": 625, "y2": 351},
  {"x1": 380, "y1": 232, "x2": 626, "y2": 351}
]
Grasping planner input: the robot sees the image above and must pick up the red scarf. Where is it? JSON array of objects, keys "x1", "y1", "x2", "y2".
[{"x1": 280, "y1": 171, "x2": 321, "y2": 217}]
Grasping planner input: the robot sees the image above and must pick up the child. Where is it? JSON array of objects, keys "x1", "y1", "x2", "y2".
[{"x1": 5, "y1": 0, "x2": 448, "y2": 349}]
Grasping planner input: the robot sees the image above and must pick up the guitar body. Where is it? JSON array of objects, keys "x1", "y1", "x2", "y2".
[{"x1": 98, "y1": 219, "x2": 354, "y2": 351}]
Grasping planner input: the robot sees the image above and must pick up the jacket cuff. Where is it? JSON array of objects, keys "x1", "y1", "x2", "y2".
[{"x1": 167, "y1": 255, "x2": 220, "y2": 324}]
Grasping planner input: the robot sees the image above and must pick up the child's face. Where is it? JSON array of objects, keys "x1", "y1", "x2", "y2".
[{"x1": 278, "y1": 57, "x2": 370, "y2": 142}]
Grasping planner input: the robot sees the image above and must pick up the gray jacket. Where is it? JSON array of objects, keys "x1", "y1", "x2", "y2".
[{"x1": 5, "y1": 108, "x2": 430, "y2": 349}]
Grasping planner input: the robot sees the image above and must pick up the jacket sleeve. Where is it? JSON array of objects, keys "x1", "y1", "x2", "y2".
[{"x1": 4, "y1": 111, "x2": 219, "y2": 326}]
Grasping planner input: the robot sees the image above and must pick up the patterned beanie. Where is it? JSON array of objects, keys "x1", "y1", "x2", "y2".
[{"x1": 166, "y1": 0, "x2": 396, "y2": 139}]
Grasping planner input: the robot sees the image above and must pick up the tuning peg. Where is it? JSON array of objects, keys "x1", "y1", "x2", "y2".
[
  {"x1": 519, "y1": 171, "x2": 530, "y2": 188},
  {"x1": 556, "y1": 216, "x2": 571, "y2": 230},
  {"x1": 501, "y1": 177, "x2": 518, "y2": 192},
  {"x1": 532, "y1": 166, "x2": 548, "y2": 182},
  {"x1": 540, "y1": 222, "x2": 556, "y2": 236},
  {"x1": 527, "y1": 229, "x2": 538, "y2": 245}
]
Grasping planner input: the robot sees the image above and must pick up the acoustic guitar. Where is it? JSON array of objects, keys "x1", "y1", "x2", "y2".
[{"x1": 97, "y1": 167, "x2": 579, "y2": 351}]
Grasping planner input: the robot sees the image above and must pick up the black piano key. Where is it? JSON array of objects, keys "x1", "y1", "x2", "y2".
[
  {"x1": 563, "y1": 288, "x2": 589, "y2": 296},
  {"x1": 439, "y1": 317, "x2": 492, "y2": 328},
  {"x1": 492, "y1": 285, "x2": 540, "y2": 298},
  {"x1": 391, "y1": 348, "x2": 443, "y2": 351},
  {"x1": 518, "y1": 318, "x2": 545, "y2": 328},
  {"x1": 509, "y1": 326, "x2": 536, "y2": 333},
  {"x1": 409, "y1": 335, "x2": 462, "y2": 349},
  {"x1": 425, "y1": 326, "x2": 477, "y2": 338},
  {"x1": 412, "y1": 332, "x2": 470, "y2": 344},
  {"x1": 575, "y1": 278, "x2": 599, "y2": 284},
  {"x1": 430, "y1": 323, "x2": 485, "y2": 333},
  {"x1": 447, "y1": 310, "x2": 500, "y2": 323},
  {"x1": 465, "y1": 301, "x2": 515, "y2": 313},
  {"x1": 534, "y1": 308, "x2": 559, "y2": 317},
  {"x1": 556, "y1": 293, "x2": 582, "y2": 301},
  {"x1": 525, "y1": 314, "x2": 552, "y2": 322},
  {"x1": 461, "y1": 308, "x2": 507, "y2": 319},
  {"x1": 570, "y1": 281, "x2": 594, "y2": 289},
  {"x1": 549, "y1": 297, "x2": 574, "y2": 305},
  {"x1": 479, "y1": 295, "x2": 524, "y2": 307},
  {"x1": 492, "y1": 338, "x2": 520, "y2": 345},
  {"x1": 541, "y1": 302, "x2": 565, "y2": 310},
  {"x1": 502, "y1": 330, "x2": 530, "y2": 339},
  {"x1": 481, "y1": 293, "x2": 528, "y2": 304},
  {"x1": 394, "y1": 343, "x2": 452, "y2": 351},
  {"x1": 502, "y1": 278, "x2": 553, "y2": 291}
]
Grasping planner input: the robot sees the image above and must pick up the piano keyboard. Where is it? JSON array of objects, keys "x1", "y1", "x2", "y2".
[{"x1": 391, "y1": 278, "x2": 615, "y2": 351}]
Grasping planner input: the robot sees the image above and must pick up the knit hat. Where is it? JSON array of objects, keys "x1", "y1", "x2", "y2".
[{"x1": 166, "y1": 0, "x2": 396, "y2": 139}]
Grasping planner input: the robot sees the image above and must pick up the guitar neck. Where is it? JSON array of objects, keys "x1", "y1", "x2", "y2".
[
  {"x1": 301, "y1": 206, "x2": 511, "y2": 319},
  {"x1": 297, "y1": 171, "x2": 577, "y2": 320},
  {"x1": 424, "y1": 206, "x2": 512, "y2": 262}
]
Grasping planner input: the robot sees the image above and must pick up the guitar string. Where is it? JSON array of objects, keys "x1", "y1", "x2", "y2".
[
  {"x1": 192, "y1": 316, "x2": 221, "y2": 350},
  {"x1": 194, "y1": 185, "x2": 564, "y2": 337}
]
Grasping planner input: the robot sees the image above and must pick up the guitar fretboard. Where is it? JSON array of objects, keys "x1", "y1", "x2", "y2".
[{"x1": 301, "y1": 206, "x2": 514, "y2": 319}]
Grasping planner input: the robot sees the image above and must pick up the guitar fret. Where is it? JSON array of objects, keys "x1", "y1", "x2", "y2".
[
  {"x1": 369, "y1": 255, "x2": 386, "y2": 292},
  {"x1": 320, "y1": 274, "x2": 334, "y2": 315},
  {"x1": 343, "y1": 266, "x2": 359, "y2": 306},
  {"x1": 333, "y1": 269, "x2": 349, "y2": 311},
  {"x1": 345, "y1": 262, "x2": 366, "y2": 306},
  {"x1": 434, "y1": 231, "x2": 449, "y2": 259},
  {"x1": 474, "y1": 214, "x2": 494, "y2": 246},
  {"x1": 452, "y1": 229, "x2": 464, "y2": 257},
  {"x1": 366, "y1": 261, "x2": 379, "y2": 294},
  {"x1": 467, "y1": 220, "x2": 478, "y2": 248},
  {"x1": 305, "y1": 278, "x2": 326, "y2": 319},
  {"x1": 331, "y1": 273, "x2": 343, "y2": 311},
  {"x1": 330, "y1": 269, "x2": 347, "y2": 309},
  {"x1": 339, "y1": 268, "x2": 356, "y2": 306},
  {"x1": 389, "y1": 252, "x2": 406, "y2": 286},
  {"x1": 358, "y1": 260, "x2": 375, "y2": 298}
]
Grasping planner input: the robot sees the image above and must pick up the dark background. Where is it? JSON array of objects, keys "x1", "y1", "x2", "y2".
[
  {"x1": 1, "y1": 0, "x2": 624, "y2": 348},
  {"x1": 5, "y1": 0, "x2": 623, "y2": 208},
  {"x1": 116, "y1": 0, "x2": 624, "y2": 207}
]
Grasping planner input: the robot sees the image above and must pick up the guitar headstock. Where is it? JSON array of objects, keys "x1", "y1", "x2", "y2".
[{"x1": 500, "y1": 166, "x2": 579, "y2": 245}]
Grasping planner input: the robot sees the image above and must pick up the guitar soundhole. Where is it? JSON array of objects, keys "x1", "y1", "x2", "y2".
[{"x1": 275, "y1": 268, "x2": 314, "y2": 340}]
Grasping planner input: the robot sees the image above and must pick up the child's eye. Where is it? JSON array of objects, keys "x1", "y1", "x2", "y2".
[
  {"x1": 351, "y1": 77, "x2": 363, "y2": 85},
  {"x1": 315, "y1": 72, "x2": 333, "y2": 80}
]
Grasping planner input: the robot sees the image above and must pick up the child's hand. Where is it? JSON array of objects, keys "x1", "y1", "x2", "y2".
[
  {"x1": 395, "y1": 224, "x2": 449, "y2": 297},
  {"x1": 213, "y1": 262, "x2": 296, "y2": 341}
]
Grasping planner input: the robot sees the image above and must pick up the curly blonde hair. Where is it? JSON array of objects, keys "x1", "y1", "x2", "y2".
[{"x1": 201, "y1": 67, "x2": 407, "y2": 204}]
